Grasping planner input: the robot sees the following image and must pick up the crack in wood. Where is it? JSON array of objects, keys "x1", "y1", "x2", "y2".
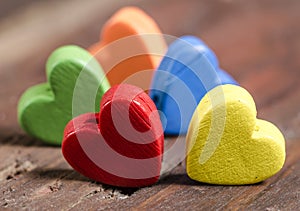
[
  {"x1": 0, "y1": 158, "x2": 36, "y2": 181},
  {"x1": 100, "y1": 184, "x2": 138, "y2": 198},
  {"x1": 49, "y1": 180, "x2": 62, "y2": 192},
  {"x1": 68, "y1": 186, "x2": 134, "y2": 209}
]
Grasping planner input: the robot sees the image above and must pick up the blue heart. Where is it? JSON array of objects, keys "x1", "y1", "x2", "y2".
[{"x1": 149, "y1": 36, "x2": 238, "y2": 135}]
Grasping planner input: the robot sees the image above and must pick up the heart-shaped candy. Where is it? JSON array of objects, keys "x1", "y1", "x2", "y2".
[
  {"x1": 62, "y1": 84, "x2": 164, "y2": 187},
  {"x1": 89, "y1": 6, "x2": 166, "y2": 89},
  {"x1": 186, "y1": 84, "x2": 286, "y2": 185},
  {"x1": 149, "y1": 36, "x2": 238, "y2": 135},
  {"x1": 18, "y1": 46, "x2": 110, "y2": 145}
]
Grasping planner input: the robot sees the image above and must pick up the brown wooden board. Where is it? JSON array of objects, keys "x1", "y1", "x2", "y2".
[{"x1": 0, "y1": 0, "x2": 299, "y2": 210}]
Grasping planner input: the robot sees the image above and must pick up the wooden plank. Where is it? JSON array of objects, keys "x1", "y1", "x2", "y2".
[
  {"x1": 1, "y1": 138, "x2": 298, "y2": 209},
  {"x1": 103, "y1": 140, "x2": 300, "y2": 210},
  {"x1": 0, "y1": 0, "x2": 299, "y2": 210}
]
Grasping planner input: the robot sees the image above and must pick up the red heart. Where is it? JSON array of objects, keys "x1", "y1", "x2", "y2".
[{"x1": 62, "y1": 84, "x2": 164, "y2": 187}]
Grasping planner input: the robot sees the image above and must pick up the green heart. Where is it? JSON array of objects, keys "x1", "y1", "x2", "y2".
[{"x1": 18, "y1": 45, "x2": 110, "y2": 145}]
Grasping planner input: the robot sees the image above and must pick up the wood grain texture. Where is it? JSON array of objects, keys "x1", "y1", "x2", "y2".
[{"x1": 0, "y1": 0, "x2": 299, "y2": 210}]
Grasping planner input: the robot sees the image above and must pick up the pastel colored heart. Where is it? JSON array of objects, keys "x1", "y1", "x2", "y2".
[
  {"x1": 149, "y1": 35, "x2": 238, "y2": 135},
  {"x1": 18, "y1": 46, "x2": 110, "y2": 145},
  {"x1": 62, "y1": 84, "x2": 164, "y2": 187},
  {"x1": 186, "y1": 84, "x2": 286, "y2": 185},
  {"x1": 89, "y1": 6, "x2": 167, "y2": 89}
]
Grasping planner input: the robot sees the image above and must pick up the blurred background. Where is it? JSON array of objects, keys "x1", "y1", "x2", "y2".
[{"x1": 0, "y1": 0, "x2": 299, "y2": 138}]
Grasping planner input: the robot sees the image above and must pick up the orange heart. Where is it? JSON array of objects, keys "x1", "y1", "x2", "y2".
[{"x1": 89, "y1": 7, "x2": 167, "y2": 90}]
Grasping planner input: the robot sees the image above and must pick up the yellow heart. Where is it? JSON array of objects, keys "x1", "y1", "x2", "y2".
[{"x1": 186, "y1": 85, "x2": 286, "y2": 185}]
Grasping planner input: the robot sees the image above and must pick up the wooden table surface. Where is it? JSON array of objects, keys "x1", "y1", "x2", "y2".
[{"x1": 0, "y1": 0, "x2": 299, "y2": 210}]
